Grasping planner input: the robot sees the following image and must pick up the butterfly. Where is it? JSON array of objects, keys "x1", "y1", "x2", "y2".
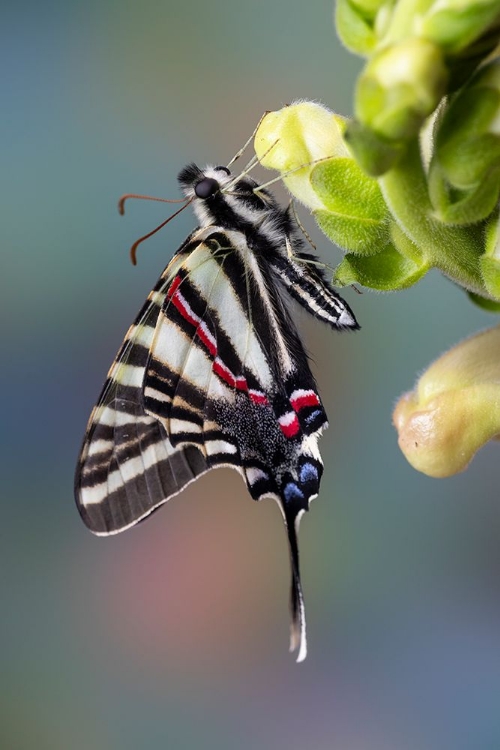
[{"x1": 75, "y1": 160, "x2": 359, "y2": 661}]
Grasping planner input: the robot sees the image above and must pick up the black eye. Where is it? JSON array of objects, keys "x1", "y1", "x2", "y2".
[
  {"x1": 214, "y1": 165, "x2": 230, "y2": 175},
  {"x1": 194, "y1": 177, "x2": 219, "y2": 199}
]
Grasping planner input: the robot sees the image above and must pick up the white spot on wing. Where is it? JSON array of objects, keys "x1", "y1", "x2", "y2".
[
  {"x1": 204, "y1": 439, "x2": 237, "y2": 456},
  {"x1": 114, "y1": 363, "x2": 145, "y2": 388},
  {"x1": 246, "y1": 466, "x2": 269, "y2": 484}
]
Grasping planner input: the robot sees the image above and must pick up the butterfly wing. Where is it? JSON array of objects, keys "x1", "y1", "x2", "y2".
[{"x1": 75, "y1": 227, "x2": 343, "y2": 661}]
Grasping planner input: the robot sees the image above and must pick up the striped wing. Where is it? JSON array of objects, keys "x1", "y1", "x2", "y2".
[
  {"x1": 75, "y1": 227, "x2": 341, "y2": 661},
  {"x1": 75, "y1": 230, "x2": 210, "y2": 534}
]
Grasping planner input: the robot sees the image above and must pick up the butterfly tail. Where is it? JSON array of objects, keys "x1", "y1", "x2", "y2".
[{"x1": 283, "y1": 504, "x2": 307, "y2": 662}]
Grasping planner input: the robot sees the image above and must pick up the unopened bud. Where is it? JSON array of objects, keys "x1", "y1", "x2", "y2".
[
  {"x1": 393, "y1": 325, "x2": 500, "y2": 477},
  {"x1": 255, "y1": 101, "x2": 351, "y2": 209},
  {"x1": 417, "y1": 0, "x2": 500, "y2": 55},
  {"x1": 355, "y1": 38, "x2": 448, "y2": 141}
]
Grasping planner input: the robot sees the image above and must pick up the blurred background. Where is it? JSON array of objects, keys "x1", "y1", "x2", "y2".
[{"x1": 3, "y1": 1, "x2": 500, "y2": 748}]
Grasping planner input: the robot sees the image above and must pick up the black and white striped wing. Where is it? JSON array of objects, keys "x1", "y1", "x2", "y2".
[
  {"x1": 75, "y1": 232, "x2": 208, "y2": 534},
  {"x1": 76, "y1": 227, "x2": 344, "y2": 661}
]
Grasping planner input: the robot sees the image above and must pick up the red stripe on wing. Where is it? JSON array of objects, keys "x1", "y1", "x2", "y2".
[
  {"x1": 290, "y1": 389, "x2": 321, "y2": 412},
  {"x1": 278, "y1": 412, "x2": 300, "y2": 438},
  {"x1": 167, "y1": 275, "x2": 270, "y2": 409}
]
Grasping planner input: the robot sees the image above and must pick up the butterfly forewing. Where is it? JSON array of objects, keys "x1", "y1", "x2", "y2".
[{"x1": 75, "y1": 162, "x2": 359, "y2": 662}]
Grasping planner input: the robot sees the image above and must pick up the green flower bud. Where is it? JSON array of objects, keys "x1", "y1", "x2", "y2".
[
  {"x1": 335, "y1": 0, "x2": 377, "y2": 55},
  {"x1": 393, "y1": 325, "x2": 500, "y2": 477},
  {"x1": 417, "y1": 0, "x2": 500, "y2": 55},
  {"x1": 355, "y1": 38, "x2": 448, "y2": 141},
  {"x1": 350, "y1": 0, "x2": 387, "y2": 18},
  {"x1": 254, "y1": 101, "x2": 351, "y2": 209}
]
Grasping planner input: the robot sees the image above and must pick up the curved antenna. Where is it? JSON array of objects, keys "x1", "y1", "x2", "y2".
[
  {"x1": 123, "y1": 197, "x2": 193, "y2": 266},
  {"x1": 118, "y1": 193, "x2": 187, "y2": 216}
]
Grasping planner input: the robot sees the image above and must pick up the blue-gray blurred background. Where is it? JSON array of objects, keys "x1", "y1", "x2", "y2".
[{"x1": 3, "y1": 1, "x2": 500, "y2": 748}]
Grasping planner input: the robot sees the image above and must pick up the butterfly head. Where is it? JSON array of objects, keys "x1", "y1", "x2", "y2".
[
  {"x1": 178, "y1": 163, "x2": 274, "y2": 228},
  {"x1": 178, "y1": 163, "x2": 231, "y2": 198}
]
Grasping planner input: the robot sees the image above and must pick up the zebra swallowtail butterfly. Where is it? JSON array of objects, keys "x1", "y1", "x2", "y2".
[{"x1": 75, "y1": 160, "x2": 359, "y2": 662}]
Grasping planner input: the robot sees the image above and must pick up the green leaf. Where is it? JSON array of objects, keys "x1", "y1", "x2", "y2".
[
  {"x1": 480, "y1": 256, "x2": 500, "y2": 300},
  {"x1": 467, "y1": 291, "x2": 500, "y2": 312},
  {"x1": 420, "y1": 2, "x2": 500, "y2": 55},
  {"x1": 432, "y1": 165, "x2": 500, "y2": 225},
  {"x1": 311, "y1": 158, "x2": 387, "y2": 218},
  {"x1": 355, "y1": 39, "x2": 448, "y2": 141},
  {"x1": 315, "y1": 210, "x2": 389, "y2": 253},
  {"x1": 334, "y1": 241, "x2": 430, "y2": 290},
  {"x1": 349, "y1": 0, "x2": 386, "y2": 18},
  {"x1": 436, "y1": 88, "x2": 500, "y2": 188},
  {"x1": 311, "y1": 158, "x2": 390, "y2": 252}
]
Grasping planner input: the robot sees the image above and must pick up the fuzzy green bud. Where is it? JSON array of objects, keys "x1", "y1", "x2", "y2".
[
  {"x1": 416, "y1": 0, "x2": 500, "y2": 55},
  {"x1": 336, "y1": 0, "x2": 378, "y2": 54},
  {"x1": 393, "y1": 325, "x2": 500, "y2": 477},
  {"x1": 255, "y1": 101, "x2": 351, "y2": 209},
  {"x1": 343, "y1": 120, "x2": 406, "y2": 175},
  {"x1": 350, "y1": 0, "x2": 387, "y2": 18},
  {"x1": 355, "y1": 38, "x2": 448, "y2": 141}
]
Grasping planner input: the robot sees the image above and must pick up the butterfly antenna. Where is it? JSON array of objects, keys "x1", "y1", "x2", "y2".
[
  {"x1": 125, "y1": 198, "x2": 193, "y2": 266},
  {"x1": 118, "y1": 193, "x2": 187, "y2": 216}
]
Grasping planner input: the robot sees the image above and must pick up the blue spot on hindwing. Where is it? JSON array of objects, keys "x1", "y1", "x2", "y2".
[
  {"x1": 300, "y1": 462, "x2": 319, "y2": 485},
  {"x1": 305, "y1": 409, "x2": 323, "y2": 424},
  {"x1": 284, "y1": 482, "x2": 305, "y2": 503}
]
